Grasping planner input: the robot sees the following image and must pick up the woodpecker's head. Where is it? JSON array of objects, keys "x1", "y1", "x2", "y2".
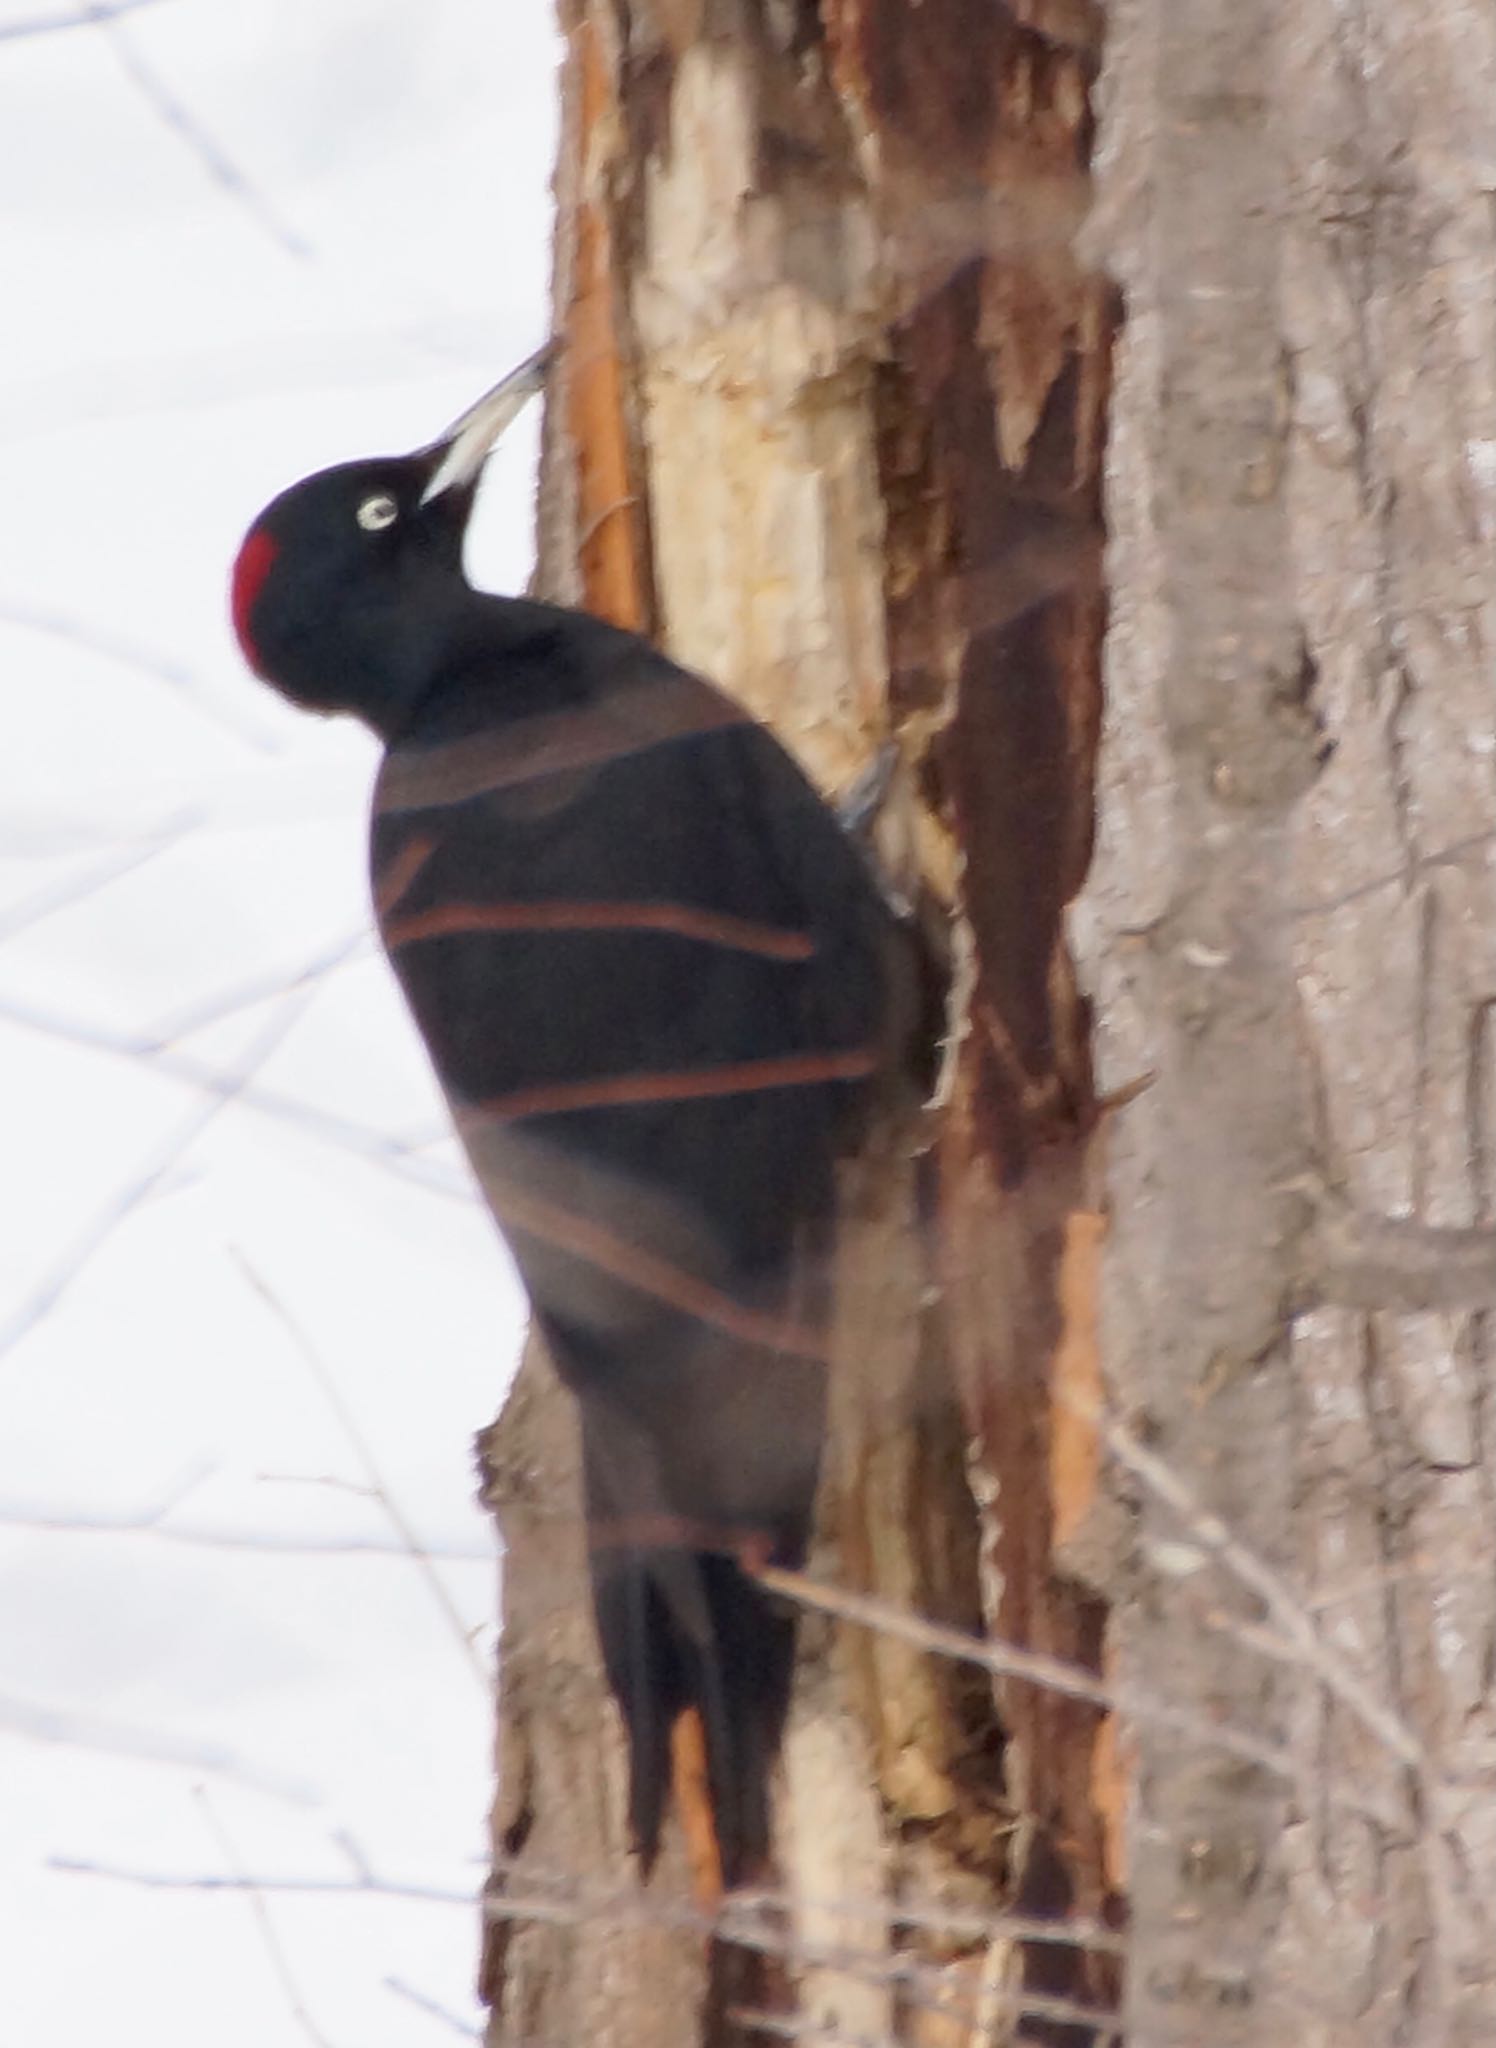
[{"x1": 231, "y1": 342, "x2": 553, "y2": 729}]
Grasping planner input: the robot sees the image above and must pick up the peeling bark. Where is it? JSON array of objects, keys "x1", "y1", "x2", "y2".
[
  {"x1": 475, "y1": 0, "x2": 1495, "y2": 2041},
  {"x1": 480, "y1": 2, "x2": 1115, "y2": 2043}
]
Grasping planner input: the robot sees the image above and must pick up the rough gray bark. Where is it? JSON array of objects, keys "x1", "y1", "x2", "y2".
[{"x1": 1081, "y1": 1, "x2": 1496, "y2": 2041}]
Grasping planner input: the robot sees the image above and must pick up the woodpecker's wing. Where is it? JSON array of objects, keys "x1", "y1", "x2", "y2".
[
  {"x1": 370, "y1": 623, "x2": 899, "y2": 1299},
  {"x1": 368, "y1": 623, "x2": 900, "y2": 1879}
]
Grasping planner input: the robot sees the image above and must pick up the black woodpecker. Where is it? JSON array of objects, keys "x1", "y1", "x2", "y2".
[{"x1": 231, "y1": 345, "x2": 920, "y2": 1889}]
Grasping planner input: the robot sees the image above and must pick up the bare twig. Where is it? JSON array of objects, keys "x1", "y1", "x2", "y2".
[
  {"x1": 729, "y1": 1889, "x2": 1126, "y2": 1961},
  {"x1": 141, "y1": 931, "x2": 376, "y2": 1050},
  {"x1": 0, "y1": 816, "x2": 194, "y2": 943},
  {"x1": 0, "y1": 813, "x2": 209, "y2": 856},
  {"x1": 7, "y1": 1693, "x2": 315, "y2": 1804},
  {"x1": 1083, "y1": 1400, "x2": 1430, "y2": 1780},
  {"x1": 87, "y1": 5, "x2": 312, "y2": 259},
  {"x1": 751, "y1": 1564, "x2": 1405, "y2": 1828},
  {"x1": 755, "y1": 1564, "x2": 1112, "y2": 1709},
  {"x1": 232, "y1": 1253, "x2": 492, "y2": 1691},
  {"x1": 0, "y1": 602, "x2": 280, "y2": 749},
  {"x1": 384, "y1": 1977, "x2": 482, "y2": 2039},
  {"x1": 1288, "y1": 826, "x2": 1496, "y2": 921},
  {"x1": 55, "y1": 1840, "x2": 1122, "y2": 2024},
  {"x1": 0, "y1": 0, "x2": 165, "y2": 44},
  {"x1": 0, "y1": 1498, "x2": 491, "y2": 1560},
  {"x1": 194, "y1": 1788, "x2": 336, "y2": 2048},
  {"x1": 72, "y1": 1858, "x2": 1110, "y2": 2043},
  {"x1": 730, "y1": 1992, "x2": 1121, "y2": 2048},
  {"x1": 256, "y1": 1472, "x2": 379, "y2": 1496},
  {"x1": 726, "y1": 2007, "x2": 899, "y2": 2048},
  {"x1": 0, "y1": 967, "x2": 337, "y2": 1363},
  {"x1": 485, "y1": 1855, "x2": 1126, "y2": 1964},
  {"x1": 50, "y1": 1855, "x2": 471, "y2": 1905},
  {"x1": 328, "y1": 1826, "x2": 376, "y2": 1885},
  {"x1": 484, "y1": 1881, "x2": 1120, "y2": 2042},
  {"x1": 0, "y1": 991, "x2": 473, "y2": 1200},
  {"x1": 1305, "y1": 1549, "x2": 1496, "y2": 1616}
]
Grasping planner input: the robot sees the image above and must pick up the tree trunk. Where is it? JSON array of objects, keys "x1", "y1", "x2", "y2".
[
  {"x1": 478, "y1": 1, "x2": 1496, "y2": 2044},
  {"x1": 1081, "y1": 2, "x2": 1496, "y2": 2044},
  {"x1": 479, "y1": 2, "x2": 1114, "y2": 2042}
]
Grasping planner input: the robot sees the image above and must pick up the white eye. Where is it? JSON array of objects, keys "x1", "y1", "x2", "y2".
[{"x1": 356, "y1": 492, "x2": 399, "y2": 532}]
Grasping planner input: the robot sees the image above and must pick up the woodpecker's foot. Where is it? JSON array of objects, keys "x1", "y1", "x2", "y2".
[
  {"x1": 839, "y1": 741, "x2": 925, "y2": 931},
  {"x1": 836, "y1": 740, "x2": 899, "y2": 844}
]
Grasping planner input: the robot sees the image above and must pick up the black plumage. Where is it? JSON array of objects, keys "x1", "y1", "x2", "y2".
[{"x1": 231, "y1": 352, "x2": 918, "y2": 1883}]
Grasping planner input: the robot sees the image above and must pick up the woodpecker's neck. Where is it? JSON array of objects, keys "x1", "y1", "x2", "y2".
[
  {"x1": 271, "y1": 582, "x2": 569, "y2": 743},
  {"x1": 377, "y1": 593, "x2": 648, "y2": 749}
]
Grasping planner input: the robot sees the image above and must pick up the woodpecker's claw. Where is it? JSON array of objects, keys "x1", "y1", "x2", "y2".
[
  {"x1": 837, "y1": 741, "x2": 922, "y2": 923},
  {"x1": 836, "y1": 740, "x2": 900, "y2": 843}
]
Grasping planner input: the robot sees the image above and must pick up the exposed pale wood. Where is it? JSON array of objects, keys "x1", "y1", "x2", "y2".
[{"x1": 482, "y1": 3, "x2": 1115, "y2": 2042}]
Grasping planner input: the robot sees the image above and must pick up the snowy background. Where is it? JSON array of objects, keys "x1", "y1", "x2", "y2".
[{"x1": 0, "y1": 3, "x2": 556, "y2": 2040}]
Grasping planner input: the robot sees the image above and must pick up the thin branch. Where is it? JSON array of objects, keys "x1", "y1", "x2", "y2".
[
  {"x1": 1305, "y1": 1549, "x2": 1496, "y2": 1616},
  {"x1": 0, "y1": 1499, "x2": 491, "y2": 1561},
  {"x1": 65, "y1": 1855, "x2": 1118, "y2": 2042},
  {"x1": 0, "y1": 966, "x2": 337, "y2": 1363},
  {"x1": 256, "y1": 1472, "x2": 380, "y2": 1496},
  {"x1": 57, "y1": 1842, "x2": 1122, "y2": 2023},
  {"x1": 5, "y1": 1693, "x2": 316, "y2": 1805},
  {"x1": 140, "y1": 931, "x2": 376, "y2": 1050},
  {"x1": 0, "y1": 0, "x2": 165, "y2": 43},
  {"x1": 87, "y1": 5, "x2": 312, "y2": 260},
  {"x1": 233, "y1": 1252, "x2": 492, "y2": 1691},
  {"x1": 0, "y1": 816, "x2": 194, "y2": 943},
  {"x1": 751, "y1": 1564, "x2": 1405, "y2": 1829},
  {"x1": 756, "y1": 1564, "x2": 1113, "y2": 1709},
  {"x1": 0, "y1": 1452, "x2": 210, "y2": 1537},
  {"x1": 730, "y1": 1994, "x2": 1119, "y2": 2048},
  {"x1": 1111, "y1": 826, "x2": 1496, "y2": 938},
  {"x1": 730, "y1": 1890, "x2": 1125, "y2": 1961},
  {"x1": 384, "y1": 1978, "x2": 482, "y2": 2040},
  {"x1": 0, "y1": 992, "x2": 473, "y2": 1201},
  {"x1": 483, "y1": 1882, "x2": 1120, "y2": 2044},
  {"x1": 1080, "y1": 1397, "x2": 1431, "y2": 1782},
  {"x1": 0, "y1": 814, "x2": 212, "y2": 857},
  {"x1": 0, "y1": 602, "x2": 281, "y2": 750},
  {"x1": 1288, "y1": 825, "x2": 1496, "y2": 921},
  {"x1": 328, "y1": 1826, "x2": 376, "y2": 1885},
  {"x1": 193, "y1": 1788, "x2": 336, "y2": 2048},
  {"x1": 726, "y1": 2008, "x2": 899, "y2": 2048},
  {"x1": 51, "y1": 1855, "x2": 471, "y2": 1905},
  {"x1": 485, "y1": 1857, "x2": 1126, "y2": 1963}
]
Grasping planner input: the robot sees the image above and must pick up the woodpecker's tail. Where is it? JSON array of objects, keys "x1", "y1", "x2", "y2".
[{"x1": 588, "y1": 1541, "x2": 796, "y2": 1889}]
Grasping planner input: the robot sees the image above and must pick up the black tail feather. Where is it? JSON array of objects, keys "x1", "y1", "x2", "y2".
[{"x1": 590, "y1": 1545, "x2": 796, "y2": 1886}]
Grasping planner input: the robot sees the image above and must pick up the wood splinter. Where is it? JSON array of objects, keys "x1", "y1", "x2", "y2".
[{"x1": 670, "y1": 1704, "x2": 725, "y2": 1912}]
